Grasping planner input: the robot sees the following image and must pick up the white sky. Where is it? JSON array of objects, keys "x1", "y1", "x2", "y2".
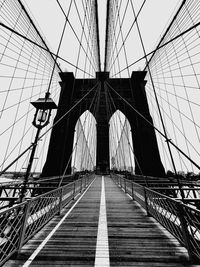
[
  {"x1": 22, "y1": 0, "x2": 188, "y2": 173},
  {"x1": 23, "y1": 0, "x2": 182, "y2": 74},
  {"x1": 3, "y1": 0, "x2": 198, "y2": 174}
]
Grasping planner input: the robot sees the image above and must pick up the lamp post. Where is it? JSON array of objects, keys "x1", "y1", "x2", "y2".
[{"x1": 20, "y1": 92, "x2": 57, "y2": 202}]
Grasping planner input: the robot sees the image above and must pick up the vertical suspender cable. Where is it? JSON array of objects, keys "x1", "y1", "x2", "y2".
[{"x1": 130, "y1": 0, "x2": 186, "y2": 200}]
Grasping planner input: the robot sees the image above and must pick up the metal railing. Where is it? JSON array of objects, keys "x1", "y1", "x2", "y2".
[
  {"x1": 123, "y1": 173, "x2": 200, "y2": 201},
  {"x1": 0, "y1": 174, "x2": 94, "y2": 266},
  {"x1": 111, "y1": 173, "x2": 200, "y2": 261},
  {"x1": 0, "y1": 174, "x2": 82, "y2": 210}
]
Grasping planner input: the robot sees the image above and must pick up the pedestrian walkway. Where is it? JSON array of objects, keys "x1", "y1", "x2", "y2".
[{"x1": 4, "y1": 176, "x2": 197, "y2": 267}]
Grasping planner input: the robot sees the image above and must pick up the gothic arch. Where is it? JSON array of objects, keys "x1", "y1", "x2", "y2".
[
  {"x1": 109, "y1": 110, "x2": 134, "y2": 172},
  {"x1": 42, "y1": 71, "x2": 165, "y2": 177},
  {"x1": 71, "y1": 111, "x2": 96, "y2": 172}
]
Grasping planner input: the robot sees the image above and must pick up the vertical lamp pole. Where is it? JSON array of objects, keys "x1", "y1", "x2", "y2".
[{"x1": 20, "y1": 92, "x2": 57, "y2": 202}]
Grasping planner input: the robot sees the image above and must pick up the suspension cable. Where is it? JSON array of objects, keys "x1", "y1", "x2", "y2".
[
  {"x1": 106, "y1": 81, "x2": 200, "y2": 171},
  {"x1": 0, "y1": 82, "x2": 99, "y2": 176}
]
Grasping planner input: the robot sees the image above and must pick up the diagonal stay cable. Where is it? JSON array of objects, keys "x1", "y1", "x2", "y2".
[
  {"x1": 73, "y1": 0, "x2": 99, "y2": 71},
  {"x1": 106, "y1": 83, "x2": 143, "y2": 175},
  {"x1": 106, "y1": 81, "x2": 200, "y2": 171},
  {"x1": 59, "y1": 84, "x2": 99, "y2": 184},
  {"x1": 145, "y1": 0, "x2": 186, "y2": 69},
  {"x1": 0, "y1": 22, "x2": 94, "y2": 77},
  {"x1": 106, "y1": 0, "x2": 130, "y2": 72},
  {"x1": 111, "y1": 20, "x2": 200, "y2": 77},
  {"x1": 130, "y1": 0, "x2": 181, "y2": 184},
  {"x1": 145, "y1": 86, "x2": 200, "y2": 158},
  {"x1": 146, "y1": 86, "x2": 189, "y2": 172},
  {"x1": 108, "y1": 0, "x2": 147, "y2": 73},
  {"x1": 17, "y1": 0, "x2": 62, "y2": 72},
  {"x1": 0, "y1": 82, "x2": 100, "y2": 176},
  {"x1": 56, "y1": 0, "x2": 97, "y2": 72}
]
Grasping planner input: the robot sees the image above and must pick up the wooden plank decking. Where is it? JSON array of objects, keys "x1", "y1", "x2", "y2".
[{"x1": 4, "y1": 176, "x2": 199, "y2": 267}]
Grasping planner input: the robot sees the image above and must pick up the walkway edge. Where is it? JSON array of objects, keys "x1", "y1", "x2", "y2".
[{"x1": 22, "y1": 177, "x2": 96, "y2": 267}]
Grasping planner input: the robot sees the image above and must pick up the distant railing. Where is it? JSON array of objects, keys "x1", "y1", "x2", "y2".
[
  {"x1": 0, "y1": 174, "x2": 95, "y2": 266},
  {"x1": 123, "y1": 173, "x2": 200, "y2": 207},
  {"x1": 0, "y1": 174, "x2": 81, "y2": 210},
  {"x1": 111, "y1": 173, "x2": 200, "y2": 261}
]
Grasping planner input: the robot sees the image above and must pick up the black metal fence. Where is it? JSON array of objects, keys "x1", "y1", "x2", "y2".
[
  {"x1": 0, "y1": 174, "x2": 95, "y2": 266},
  {"x1": 111, "y1": 173, "x2": 200, "y2": 261}
]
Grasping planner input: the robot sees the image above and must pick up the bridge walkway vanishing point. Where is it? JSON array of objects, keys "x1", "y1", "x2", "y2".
[{"x1": 4, "y1": 176, "x2": 198, "y2": 267}]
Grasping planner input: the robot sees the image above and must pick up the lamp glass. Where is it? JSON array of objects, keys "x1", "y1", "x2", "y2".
[{"x1": 37, "y1": 110, "x2": 48, "y2": 122}]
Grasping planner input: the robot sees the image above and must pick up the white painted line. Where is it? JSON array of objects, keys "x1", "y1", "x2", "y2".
[
  {"x1": 22, "y1": 178, "x2": 96, "y2": 267},
  {"x1": 95, "y1": 176, "x2": 110, "y2": 267}
]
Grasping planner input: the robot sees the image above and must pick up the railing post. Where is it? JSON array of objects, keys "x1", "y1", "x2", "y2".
[
  {"x1": 177, "y1": 203, "x2": 193, "y2": 260},
  {"x1": 18, "y1": 200, "x2": 31, "y2": 250},
  {"x1": 83, "y1": 176, "x2": 85, "y2": 188},
  {"x1": 72, "y1": 182, "x2": 76, "y2": 200},
  {"x1": 13, "y1": 185, "x2": 17, "y2": 198},
  {"x1": 144, "y1": 188, "x2": 150, "y2": 216},
  {"x1": 120, "y1": 177, "x2": 122, "y2": 187},
  {"x1": 124, "y1": 179, "x2": 127, "y2": 193},
  {"x1": 114, "y1": 174, "x2": 117, "y2": 184},
  {"x1": 131, "y1": 182, "x2": 135, "y2": 200},
  {"x1": 58, "y1": 188, "x2": 63, "y2": 216},
  {"x1": 80, "y1": 178, "x2": 82, "y2": 192}
]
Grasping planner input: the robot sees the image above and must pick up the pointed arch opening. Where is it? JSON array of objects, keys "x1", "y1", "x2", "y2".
[
  {"x1": 109, "y1": 110, "x2": 135, "y2": 173},
  {"x1": 71, "y1": 110, "x2": 96, "y2": 173}
]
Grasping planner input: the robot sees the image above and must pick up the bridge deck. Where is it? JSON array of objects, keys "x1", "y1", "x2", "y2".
[{"x1": 4, "y1": 176, "x2": 197, "y2": 267}]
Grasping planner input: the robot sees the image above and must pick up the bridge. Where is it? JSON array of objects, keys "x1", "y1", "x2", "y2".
[{"x1": 0, "y1": 0, "x2": 200, "y2": 266}]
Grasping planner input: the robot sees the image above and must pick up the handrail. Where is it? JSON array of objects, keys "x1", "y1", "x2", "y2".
[
  {"x1": 111, "y1": 173, "x2": 200, "y2": 262},
  {"x1": 0, "y1": 173, "x2": 95, "y2": 266},
  {"x1": 0, "y1": 173, "x2": 85, "y2": 210},
  {"x1": 123, "y1": 174, "x2": 200, "y2": 205}
]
